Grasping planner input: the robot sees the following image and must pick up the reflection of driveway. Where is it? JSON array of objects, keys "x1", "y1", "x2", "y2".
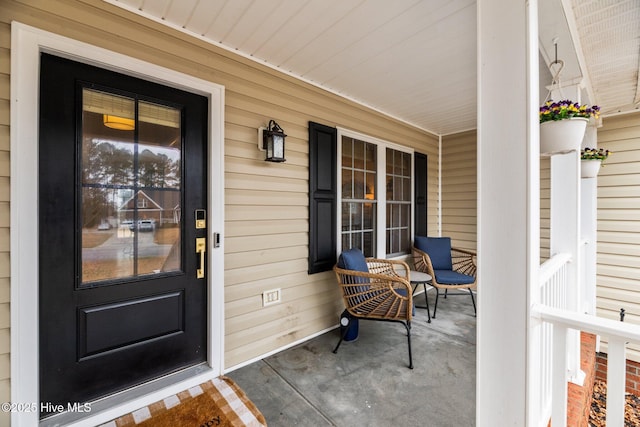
[{"x1": 83, "y1": 228, "x2": 173, "y2": 261}]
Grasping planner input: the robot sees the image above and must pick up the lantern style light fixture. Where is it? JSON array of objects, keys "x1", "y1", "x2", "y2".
[{"x1": 262, "y1": 119, "x2": 287, "y2": 162}]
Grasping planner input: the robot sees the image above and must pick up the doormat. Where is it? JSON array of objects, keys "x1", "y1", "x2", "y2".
[{"x1": 106, "y1": 376, "x2": 267, "y2": 427}]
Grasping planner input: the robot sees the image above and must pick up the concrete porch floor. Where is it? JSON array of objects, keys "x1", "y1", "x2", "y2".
[{"x1": 227, "y1": 293, "x2": 477, "y2": 427}]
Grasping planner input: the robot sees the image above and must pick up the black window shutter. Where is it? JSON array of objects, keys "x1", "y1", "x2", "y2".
[
  {"x1": 308, "y1": 122, "x2": 337, "y2": 274},
  {"x1": 414, "y1": 152, "x2": 428, "y2": 237}
]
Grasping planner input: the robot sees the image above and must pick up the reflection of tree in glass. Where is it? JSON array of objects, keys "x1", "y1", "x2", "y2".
[
  {"x1": 83, "y1": 141, "x2": 180, "y2": 189},
  {"x1": 83, "y1": 140, "x2": 134, "y2": 186},
  {"x1": 138, "y1": 149, "x2": 179, "y2": 189},
  {"x1": 82, "y1": 140, "x2": 180, "y2": 228},
  {"x1": 82, "y1": 187, "x2": 109, "y2": 228},
  {"x1": 82, "y1": 141, "x2": 134, "y2": 228}
]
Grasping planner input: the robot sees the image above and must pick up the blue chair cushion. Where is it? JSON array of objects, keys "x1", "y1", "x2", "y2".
[
  {"x1": 434, "y1": 270, "x2": 475, "y2": 285},
  {"x1": 414, "y1": 236, "x2": 453, "y2": 271},
  {"x1": 337, "y1": 248, "x2": 369, "y2": 273},
  {"x1": 337, "y1": 249, "x2": 370, "y2": 294}
]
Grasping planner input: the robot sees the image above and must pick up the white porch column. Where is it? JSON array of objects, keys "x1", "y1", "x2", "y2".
[
  {"x1": 477, "y1": 0, "x2": 539, "y2": 425},
  {"x1": 581, "y1": 178, "x2": 597, "y2": 315},
  {"x1": 550, "y1": 152, "x2": 584, "y2": 384},
  {"x1": 581, "y1": 124, "x2": 598, "y2": 316}
]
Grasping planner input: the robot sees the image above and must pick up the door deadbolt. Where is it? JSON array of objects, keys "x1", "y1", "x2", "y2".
[{"x1": 195, "y1": 209, "x2": 206, "y2": 229}]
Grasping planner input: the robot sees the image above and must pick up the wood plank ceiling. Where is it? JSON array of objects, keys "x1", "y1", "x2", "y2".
[{"x1": 107, "y1": 0, "x2": 639, "y2": 136}]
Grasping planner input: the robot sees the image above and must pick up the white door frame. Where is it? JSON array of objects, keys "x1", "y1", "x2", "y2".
[{"x1": 10, "y1": 22, "x2": 225, "y2": 426}]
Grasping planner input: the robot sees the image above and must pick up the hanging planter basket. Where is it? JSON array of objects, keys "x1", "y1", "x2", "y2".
[
  {"x1": 581, "y1": 159, "x2": 601, "y2": 178},
  {"x1": 540, "y1": 117, "x2": 589, "y2": 156}
]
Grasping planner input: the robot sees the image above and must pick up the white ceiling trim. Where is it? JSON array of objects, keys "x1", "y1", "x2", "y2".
[
  {"x1": 103, "y1": 0, "x2": 442, "y2": 136},
  {"x1": 104, "y1": 0, "x2": 640, "y2": 132}
]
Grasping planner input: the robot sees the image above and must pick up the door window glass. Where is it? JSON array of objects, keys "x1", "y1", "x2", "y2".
[{"x1": 81, "y1": 88, "x2": 182, "y2": 284}]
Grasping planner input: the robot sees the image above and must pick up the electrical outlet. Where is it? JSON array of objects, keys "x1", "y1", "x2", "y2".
[{"x1": 262, "y1": 288, "x2": 281, "y2": 306}]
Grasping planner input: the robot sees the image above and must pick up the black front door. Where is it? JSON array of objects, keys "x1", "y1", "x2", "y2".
[{"x1": 38, "y1": 54, "x2": 208, "y2": 413}]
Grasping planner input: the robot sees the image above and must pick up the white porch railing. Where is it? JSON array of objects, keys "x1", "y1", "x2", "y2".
[
  {"x1": 533, "y1": 305, "x2": 640, "y2": 427},
  {"x1": 536, "y1": 252, "x2": 572, "y2": 425},
  {"x1": 539, "y1": 252, "x2": 572, "y2": 310},
  {"x1": 534, "y1": 253, "x2": 640, "y2": 427}
]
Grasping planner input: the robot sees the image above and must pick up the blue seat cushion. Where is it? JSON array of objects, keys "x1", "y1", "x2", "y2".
[
  {"x1": 434, "y1": 270, "x2": 475, "y2": 285},
  {"x1": 414, "y1": 236, "x2": 453, "y2": 270}
]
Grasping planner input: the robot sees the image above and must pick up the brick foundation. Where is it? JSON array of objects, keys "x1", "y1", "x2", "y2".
[{"x1": 595, "y1": 352, "x2": 640, "y2": 396}]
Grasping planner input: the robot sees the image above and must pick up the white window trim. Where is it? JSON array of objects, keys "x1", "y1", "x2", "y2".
[
  {"x1": 10, "y1": 22, "x2": 225, "y2": 426},
  {"x1": 336, "y1": 127, "x2": 414, "y2": 259}
]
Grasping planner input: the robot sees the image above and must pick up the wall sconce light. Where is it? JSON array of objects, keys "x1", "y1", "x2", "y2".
[
  {"x1": 260, "y1": 120, "x2": 287, "y2": 162},
  {"x1": 103, "y1": 114, "x2": 135, "y2": 131}
]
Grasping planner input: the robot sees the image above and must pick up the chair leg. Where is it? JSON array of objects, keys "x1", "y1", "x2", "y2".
[
  {"x1": 333, "y1": 316, "x2": 353, "y2": 354},
  {"x1": 432, "y1": 288, "x2": 476, "y2": 318},
  {"x1": 469, "y1": 289, "x2": 477, "y2": 317},
  {"x1": 333, "y1": 333, "x2": 346, "y2": 354},
  {"x1": 433, "y1": 289, "x2": 440, "y2": 318},
  {"x1": 424, "y1": 284, "x2": 431, "y2": 323},
  {"x1": 335, "y1": 318, "x2": 414, "y2": 369},
  {"x1": 403, "y1": 321, "x2": 413, "y2": 369}
]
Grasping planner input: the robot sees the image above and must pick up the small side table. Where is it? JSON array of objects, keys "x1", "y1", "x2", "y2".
[{"x1": 409, "y1": 270, "x2": 433, "y2": 323}]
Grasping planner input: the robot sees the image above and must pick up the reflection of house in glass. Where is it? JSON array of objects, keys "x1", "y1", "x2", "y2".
[{"x1": 118, "y1": 189, "x2": 181, "y2": 227}]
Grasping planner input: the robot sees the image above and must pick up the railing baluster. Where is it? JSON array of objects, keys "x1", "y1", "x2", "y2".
[
  {"x1": 606, "y1": 337, "x2": 626, "y2": 427},
  {"x1": 551, "y1": 324, "x2": 568, "y2": 427}
]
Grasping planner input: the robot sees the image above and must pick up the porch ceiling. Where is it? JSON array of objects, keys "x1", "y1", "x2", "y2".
[{"x1": 107, "y1": 0, "x2": 639, "y2": 136}]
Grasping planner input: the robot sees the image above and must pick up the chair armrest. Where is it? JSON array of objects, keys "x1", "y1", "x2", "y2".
[
  {"x1": 411, "y1": 247, "x2": 435, "y2": 276},
  {"x1": 334, "y1": 266, "x2": 412, "y2": 296},
  {"x1": 451, "y1": 247, "x2": 476, "y2": 257},
  {"x1": 366, "y1": 258, "x2": 410, "y2": 280}
]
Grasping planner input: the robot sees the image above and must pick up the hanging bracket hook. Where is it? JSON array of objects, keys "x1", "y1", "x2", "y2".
[
  {"x1": 548, "y1": 37, "x2": 564, "y2": 79},
  {"x1": 544, "y1": 37, "x2": 565, "y2": 102}
]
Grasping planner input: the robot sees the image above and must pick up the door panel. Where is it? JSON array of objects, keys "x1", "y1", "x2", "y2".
[
  {"x1": 39, "y1": 53, "x2": 208, "y2": 414},
  {"x1": 78, "y1": 291, "x2": 184, "y2": 359}
]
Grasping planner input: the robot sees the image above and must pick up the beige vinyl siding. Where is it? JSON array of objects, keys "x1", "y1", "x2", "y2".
[
  {"x1": 441, "y1": 131, "x2": 477, "y2": 250},
  {"x1": 596, "y1": 112, "x2": 640, "y2": 362},
  {"x1": 2, "y1": 0, "x2": 440, "y2": 406}
]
